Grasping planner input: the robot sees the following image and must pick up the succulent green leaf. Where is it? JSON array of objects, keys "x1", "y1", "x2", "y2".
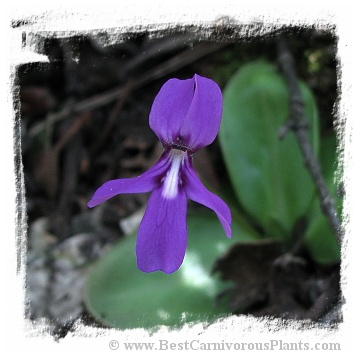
[
  {"x1": 303, "y1": 134, "x2": 341, "y2": 264},
  {"x1": 84, "y1": 210, "x2": 257, "y2": 329},
  {"x1": 219, "y1": 61, "x2": 319, "y2": 238}
]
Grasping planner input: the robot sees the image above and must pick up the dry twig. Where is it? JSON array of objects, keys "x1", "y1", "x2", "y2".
[
  {"x1": 277, "y1": 37, "x2": 342, "y2": 246},
  {"x1": 29, "y1": 42, "x2": 227, "y2": 139}
]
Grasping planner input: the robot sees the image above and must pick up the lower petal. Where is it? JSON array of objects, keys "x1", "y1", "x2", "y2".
[
  {"x1": 87, "y1": 152, "x2": 170, "y2": 208},
  {"x1": 136, "y1": 185, "x2": 188, "y2": 274},
  {"x1": 183, "y1": 158, "x2": 232, "y2": 237}
]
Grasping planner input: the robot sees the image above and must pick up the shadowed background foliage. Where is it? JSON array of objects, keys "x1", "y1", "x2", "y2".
[{"x1": 17, "y1": 25, "x2": 341, "y2": 336}]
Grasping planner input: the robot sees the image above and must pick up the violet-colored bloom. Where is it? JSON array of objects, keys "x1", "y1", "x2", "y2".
[{"x1": 88, "y1": 74, "x2": 232, "y2": 274}]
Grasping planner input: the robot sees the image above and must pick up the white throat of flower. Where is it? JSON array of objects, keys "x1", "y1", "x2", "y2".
[{"x1": 162, "y1": 149, "x2": 186, "y2": 199}]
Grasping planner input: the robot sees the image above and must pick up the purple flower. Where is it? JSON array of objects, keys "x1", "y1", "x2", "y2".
[{"x1": 88, "y1": 74, "x2": 232, "y2": 274}]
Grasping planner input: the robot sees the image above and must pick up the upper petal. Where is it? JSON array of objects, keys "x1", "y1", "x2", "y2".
[
  {"x1": 180, "y1": 74, "x2": 223, "y2": 151},
  {"x1": 182, "y1": 157, "x2": 232, "y2": 237},
  {"x1": 149, "y1": 77, "x2": 195, "y2": 145},
  {"x1": 136, "y1": 185, "x2": 188, "y2": 274},
  {"x1": 87, "y1": 152, "x2": 170, "y2": 208},
  {"x1": 149, "y1": 75, "x2": 222, "y2": 151}
]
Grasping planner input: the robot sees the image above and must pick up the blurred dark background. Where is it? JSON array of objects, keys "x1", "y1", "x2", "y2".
[{"x1": 16, "y1": 25, "x2": 339, "y2": 337}]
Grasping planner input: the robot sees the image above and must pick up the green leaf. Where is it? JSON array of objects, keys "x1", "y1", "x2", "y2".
[
  {"x1": 303, "y1": 134, "x2": 341, "y2": 264},
  {"x1": 219, "y1": 61, "x2": 319, "y2": 239},
  {"x1": 84, "y1": 210, "x2": 257, "y2": 329}
]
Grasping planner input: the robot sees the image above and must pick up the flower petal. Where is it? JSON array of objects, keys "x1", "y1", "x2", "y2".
[
  {"x1": 136, "y1": 185, "x2": 188, "y2": 274},
  {"x1": 149, "y1": 75, "x2": 223, "y2": 151},
  {"x1": 87, "y1": 152, "x2": 170, "y2": 208},
  {"x1": 183, "y1": 157, "x2": 232, "y2": 237},
  {"x1": 149, "y1": 77, "x2": 194, "y2": 145},
  {"x1": 179, "y1": 74, "x2": 223, "y2": 151}
]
